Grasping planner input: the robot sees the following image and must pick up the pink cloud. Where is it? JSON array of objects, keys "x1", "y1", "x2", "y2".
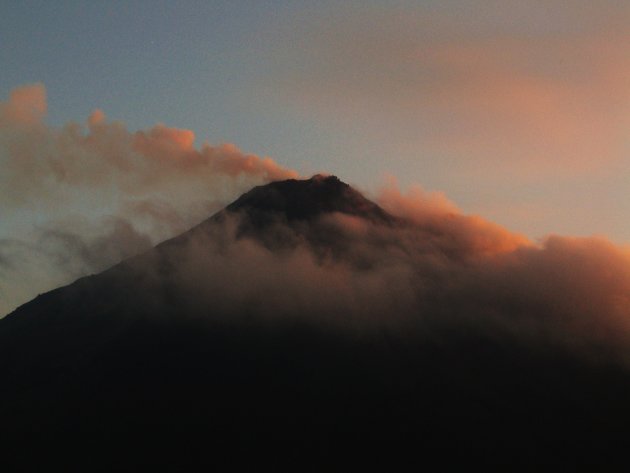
[
  {"x1": 0, "y1": 84, "x2": 298, "y2": 207},
  {"x1": 0, "y1": 83, "x2": 47, "y2": 126}
]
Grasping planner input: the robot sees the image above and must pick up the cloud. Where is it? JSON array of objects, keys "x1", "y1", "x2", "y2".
[
  {"x1": 376, "y1": 182, "x2": 530, "y2": 255},
  {"x1": 0, "y1": 84, "x2": 297, "y2": 208},
  {"x1": 0, "y1": 83, "x2": 47, "y2": 126},
  {"x1": 84, "y1": 180, "x2": 630, "y2": 366},
  {"x1": 0, "y1": 83, "x2": 298, "y2": 315},
  {"x1": 0, "y1": 216, "x2": 158, "y2": 316}
]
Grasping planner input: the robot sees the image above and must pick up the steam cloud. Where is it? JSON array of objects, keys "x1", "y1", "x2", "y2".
[{"x1": 1, "y1": 84, "x2": 295, "y2": 206}]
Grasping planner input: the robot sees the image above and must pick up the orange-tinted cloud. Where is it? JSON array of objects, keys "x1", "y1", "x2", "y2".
[
  {"x1": 0, "y1": 84, "x2": 298, "y2": 208},
  {"x1": 376, "y1": 182, "x2": 531, "y2": 256},
  {"x1": 0, "y1": 83, "x2": 47, "y2": 126}
]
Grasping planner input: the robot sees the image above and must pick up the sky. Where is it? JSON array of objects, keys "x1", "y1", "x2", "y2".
[{"x1": 1, "y1": 0, "x2": 630, "y2": 315}]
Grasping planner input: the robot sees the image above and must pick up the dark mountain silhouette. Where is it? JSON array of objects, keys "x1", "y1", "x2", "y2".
[
  {"x1": 226, "y1": 174, "x2": 397, "y2": 224},
  {"x1": 2, "y1": 175, "x2": 630, "y2": 471}
]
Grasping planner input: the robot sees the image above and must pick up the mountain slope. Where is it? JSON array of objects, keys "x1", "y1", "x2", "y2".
[{"x1": 2, "y1": 175, "x2": 630, "y2": 471}]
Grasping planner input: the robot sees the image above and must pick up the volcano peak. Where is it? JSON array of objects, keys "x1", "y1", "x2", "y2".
[{"x1": 226, "y1": 174, "x2": 395, "y2": 224}]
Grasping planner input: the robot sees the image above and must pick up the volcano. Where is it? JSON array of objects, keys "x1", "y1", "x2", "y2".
[{"x1": 2, "y1": 175, "x2": 630, "y2": 471}]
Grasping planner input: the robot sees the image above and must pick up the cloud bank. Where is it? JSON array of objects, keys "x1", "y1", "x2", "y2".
[{"x1": 76, "y1": 177, "x2": 630, "y2": 367}]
